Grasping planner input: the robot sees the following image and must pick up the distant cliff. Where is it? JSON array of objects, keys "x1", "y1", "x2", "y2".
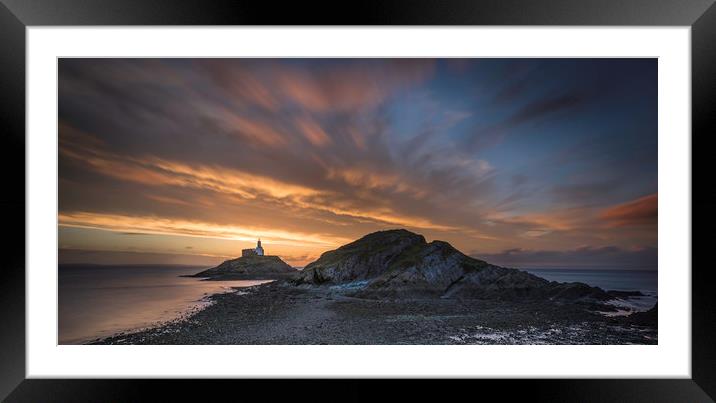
[
  {"x1": 293, "y1": 229, "x2": 614, "y2": 304},
  {"x1": 192, "y1": 255, "x2": 297, "y2": 280}
]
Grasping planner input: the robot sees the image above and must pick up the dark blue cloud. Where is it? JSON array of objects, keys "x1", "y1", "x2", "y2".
[{"x1": 473, "y1": 246, "x2": 657, "y2": 270}]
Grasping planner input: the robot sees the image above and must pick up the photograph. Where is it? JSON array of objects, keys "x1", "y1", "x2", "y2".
[{"x1": 58, "y1": 58, "x2": 658, "y2": 345}]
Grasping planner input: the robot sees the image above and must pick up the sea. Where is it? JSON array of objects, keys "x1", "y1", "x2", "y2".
[
  {"x1": 58, "y1": 264, "x2": 272, "y2": 344},
  {"x1": 524, "y1": 268, "x2": 658, "y2": 314}
]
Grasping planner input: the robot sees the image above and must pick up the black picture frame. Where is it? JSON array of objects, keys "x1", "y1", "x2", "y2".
[{"x1": 1, "y1": 1, "x2": 714, "y2": 401}]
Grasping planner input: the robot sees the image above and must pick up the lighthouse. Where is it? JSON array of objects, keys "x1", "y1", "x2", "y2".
[{"x1": 241, "y1": 238, "x2": 265, "y2": 257}]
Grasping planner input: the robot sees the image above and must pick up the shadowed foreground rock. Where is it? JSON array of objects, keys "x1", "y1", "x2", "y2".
[
  {"x1": 623, "y1": 303, "x2": 657, "y2": 326},
  {"x1": 93, "y1": 281, "x2": 657, "y2": 345},
  {"x1": 294, "y1": 229, "x2": 614, "y2": 304},
  {"x1": 191, "y1": 255, "x2": 297, "y2": 280}
]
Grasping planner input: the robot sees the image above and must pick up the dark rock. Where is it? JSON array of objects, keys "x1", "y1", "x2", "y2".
[
  {"x1": 606, "y1": 290, "x2": 645, "y2": 298},
  {"x1": 623, "y1": 303, "x2": 657, "y2": 326},
  {"x1": 191, "y1": 255, "x2": 297, "y2": 280},
  {"x1": 293, "y1": 229, "x2": 612, "y2": 303},
  {"x1": 295, "y1": 229, "x2": 427, "y2": 285}
]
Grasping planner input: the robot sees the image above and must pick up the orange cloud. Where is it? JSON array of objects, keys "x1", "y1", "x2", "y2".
[
  {"x1": 272, "y1": 60, "x2": 435, "y2": 112},
  {"x1": 59, "y1": 211, "x2": 347, "y2": 247},
  {"x1": 600, "y1": 193, "x2": 658, "y2": 227},
  {"x1": 60, "y1": 136, "x2": 322, "y2": 202},
  {"x1": 199, "y1": 60, "x2": 280, "y2": 111},
  {"x1": 222, "y1": 112, "x2": 288, "y2": 147},
  {"x1": 145, "y1": 194, "x2": 196, "y2": 207},
  {"x1": 60, "y1": 137, "x2": 461, "y2": 233},
  {"x1": 147, "y1": 158, "x2": 321, "y2": 199},
  {"x1": 295, "y1": 116, "x2": 332, "y2": 147},
  {"x1": 325, "y1": 167, "x2": 427, "y2": 198},
  {"x1": 275, "y1": 69, "x2": 384, "y2": 112},
  {"x1": 487, "y1": 210, "x2": 581, "y2": 232}
]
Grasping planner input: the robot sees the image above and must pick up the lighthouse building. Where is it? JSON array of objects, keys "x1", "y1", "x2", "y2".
[{"x1": 241, "y1": 239, "x2": 265, "y2": 257}]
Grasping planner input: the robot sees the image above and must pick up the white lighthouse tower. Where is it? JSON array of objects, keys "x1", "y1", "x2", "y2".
[{"x1": 255, "y1": 238, "x2": 264, "y2": 256}]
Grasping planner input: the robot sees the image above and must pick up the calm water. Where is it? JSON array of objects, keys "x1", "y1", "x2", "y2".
[{"x1": 59, "y1": 264, "x2": 272, "y2": 344}]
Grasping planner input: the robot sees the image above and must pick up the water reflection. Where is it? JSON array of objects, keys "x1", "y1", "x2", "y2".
[{"x1": 59, "y1": 265, "x2": 272, "y2": 344}]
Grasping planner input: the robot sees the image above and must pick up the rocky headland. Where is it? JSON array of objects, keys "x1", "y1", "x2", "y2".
[
  {"x1": 95, "y1": 229, "x2": 656, "y2": 345},
  {"x1": 294, "y1": 230, "x2": 616, "y2": 307}
]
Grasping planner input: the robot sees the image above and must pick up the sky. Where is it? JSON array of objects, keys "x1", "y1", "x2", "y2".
[{"x1": 58, "y1": 58, "x2": 657, "y2": 269}]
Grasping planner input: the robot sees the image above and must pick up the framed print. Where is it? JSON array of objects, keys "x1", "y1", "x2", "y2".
[{"x1": 1, "y1": 0, "x2": 715, "y2": 401}]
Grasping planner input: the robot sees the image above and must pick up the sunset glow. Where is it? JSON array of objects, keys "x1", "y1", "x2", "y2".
[{"x1": 59, "y1": 59, "x2": 657, "y2": 268}]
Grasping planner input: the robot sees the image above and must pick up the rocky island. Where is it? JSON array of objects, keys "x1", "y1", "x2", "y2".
[
  {"x1": 95, "y1": 229, "x2": 657, "y2": 345},
  {"x1": 186, "y1": 238, "x2": 298, "y2": 280},
  {"x1": 190, "y1": 255, "x2": 297, "y2": 280}
]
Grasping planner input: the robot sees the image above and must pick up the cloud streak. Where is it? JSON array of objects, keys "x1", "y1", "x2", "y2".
[
  {"x1": 601, "y1": 194, "x2": 658, "y2": 228},
  {"x1": 59, "y1": 211, "x2": 347, "y2": 247},
  {"x1": 464, "y1": 93, "x2": 584, "y2": 152},
  {"x1": 474, "y1": 245, "x2": 657, "y2": 270}
]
